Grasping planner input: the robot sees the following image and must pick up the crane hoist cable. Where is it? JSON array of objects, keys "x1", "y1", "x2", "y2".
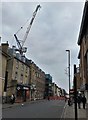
[{"x1": 15, "y1": 18, "x2": 30, "y2": 35}]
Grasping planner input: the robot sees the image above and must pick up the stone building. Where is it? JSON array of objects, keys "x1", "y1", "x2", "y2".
[
  {"x1": 1, "y1": 43, "x2": 30, "y2": 102},
  {"x1": 78, "y1": 1, "x2": 88, "y2": 101},
  {"x1": 0, "y1": 43, "x2": 10, "y2": 98},
  {"x1": 29, "y1": 61, "x2": 46, "y2": 100},
  {"x1": 1, "y1": 42, "x2": 46, "y2": 102},
  {"x1": 56, "y1": 86, "x2": 62, "y2": 96},
  {"x1": 75, "y1": 67, "x2": 82, "y2": 91},
  {"x1": 45, "y1": 74, "x2": 53, "y2": 98},
  {"x1": 52, "y1": 83, "x2": 57, "y2": 96},
  {"x1": 52, "y1": 82, "x2": 65, "y2": 97},
  {"x1": 52, "y1": 82, "x2": 56, "y2": 96},
  {"x1": 0, "y1": 47, "x2": 1, "y2": 97}
]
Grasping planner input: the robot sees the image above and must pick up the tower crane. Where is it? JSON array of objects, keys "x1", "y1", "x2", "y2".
[{"x1": 14, "y1": 4, "x2": 41, "y2": 55}]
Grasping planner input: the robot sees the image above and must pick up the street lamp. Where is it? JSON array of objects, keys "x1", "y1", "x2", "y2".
[{"x1": 66, "y1": 50, "x2": 70, "y2": 96}]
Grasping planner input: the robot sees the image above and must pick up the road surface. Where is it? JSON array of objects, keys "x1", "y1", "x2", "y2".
[{"x1": 2, "y1": 100, "x2": 66, "y2": 118}]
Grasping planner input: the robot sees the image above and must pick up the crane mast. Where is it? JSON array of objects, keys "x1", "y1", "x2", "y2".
[{"x1": 14, "y1": 4, "x2": 41, "y2": 55}]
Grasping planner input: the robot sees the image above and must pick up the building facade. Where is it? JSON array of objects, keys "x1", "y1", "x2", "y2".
[
  {"x1": 0, "y1": 43, "x2": 11, "y2": 102},
  {"x1": 29, "y1": 61, "x2": 46, "y2": 100},
  {"x1": 45, "y1": 74, "x2": 53, "y2": 98},
  {"x1": 56, "y1": 86, "x2": 61, "y2": 96},
  {"x1": 1, "y1": 41, "x2": 67, "y2": 103},
  {"x1": 1, "y1": 43, "x2": 30, "y2": 102},
  {"x1": 0, "y1": 37, "x2": 1, "y2": 102},
  {"x1": 0, "y1": 45, "x2": 10, "y2": 98},
  {"x1": 78, "y1": 1, "x2": 88, "y2": 101},
  {"x1": 75, "y1": 67, "x2": 82, "y2": 91}
]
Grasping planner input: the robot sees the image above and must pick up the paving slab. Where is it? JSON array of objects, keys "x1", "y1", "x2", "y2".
[{"x1": 62, "y1": 102, "x2": 87, "y2": 119}]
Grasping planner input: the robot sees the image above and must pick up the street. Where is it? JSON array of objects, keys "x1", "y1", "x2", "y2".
[{"x1": 2, "y1": 100, "x2": 66, "y2": 118}]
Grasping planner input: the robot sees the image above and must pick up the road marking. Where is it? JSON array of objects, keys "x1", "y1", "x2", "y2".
[{"x1": 60, "y1": 102, "x2": 67, "y2": 119}]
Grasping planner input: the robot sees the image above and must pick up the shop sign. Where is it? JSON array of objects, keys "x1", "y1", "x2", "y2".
[
  {"x1": 23, "y1": 87, "x2": 29, "y2": 90},
  {"x1": 17, "y1": 86, "x2": 20, "y2": 90}
]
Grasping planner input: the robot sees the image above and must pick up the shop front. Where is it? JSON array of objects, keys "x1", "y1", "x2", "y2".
[{"x1": 16, "y1": 84, "x2": 30, "y2": 102}]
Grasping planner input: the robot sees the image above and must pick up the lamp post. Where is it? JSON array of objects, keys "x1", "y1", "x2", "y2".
[{"x1": 66, "y1": 50, "x2": 71, "y2": 97}]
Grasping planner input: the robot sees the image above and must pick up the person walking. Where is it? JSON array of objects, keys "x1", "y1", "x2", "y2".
[
  {"x1": 11, "y1": 94, "x2": 15, "y2": 104},
  {"x1": 77, "y1": 94, "x2": 82, "y2": 109},
  {"x1": 48, "y1": 95, "x2": 50, "y2": 101},
  {"x1": 82, "y1": 95, "x2": 87, "y2": 109},
  {"x1": 65, "y1": 96, "x2": 67, "y2": 102}
]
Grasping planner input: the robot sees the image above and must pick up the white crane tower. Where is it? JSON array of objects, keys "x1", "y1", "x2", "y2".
[{"x1": 14, "y1": 4, "x2": 41, "y2": 55}]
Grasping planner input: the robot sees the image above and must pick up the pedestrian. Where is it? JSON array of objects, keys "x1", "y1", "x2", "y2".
[
  {"x1": 82, "y1": 95, "x2": 87, "y2": 109},
  {"x1": 11, "y1": 94, "x2": 15, "y2": 104},
  {"x1": 68, "y1": 98, "x2": 72, "y2": 106},
  {"x1": 65, "y1": 96, "x2": 67, "y2": 102},
  {"x1": 77, "y1": 94, "x2": 82, "y2": 109},
  {"x1": 48, "y1": 95, "x2": 50, "y2": 101}
]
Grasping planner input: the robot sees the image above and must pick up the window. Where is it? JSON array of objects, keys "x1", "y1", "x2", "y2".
[
  {"x1": 15, "y1": 72, "x2": 18, "y2": 80},
  {"x1": 26, "y1": 66, "x2": 28, "y2": 73},
  {"x1": 39, "y1": 74, "x2": 40, "y2": 78},
  {"x1": 20, "y1": 74, "x2": 23, "y2": 83},
  {"x1": 36, "y1": 72, "x2": 39, "y2": 78},
  {"x1": 36, "y1": 73, "x2": 38, "y2": 78},
  {"x1": 21, "y1": 64, "x2": 24, "y2": 71},
  {"x1": 16, "y1": 60, "x2": 19, "y2": 69},
  {"x1": 25, "y1": 75, "x2": 27, "y2": 78}
]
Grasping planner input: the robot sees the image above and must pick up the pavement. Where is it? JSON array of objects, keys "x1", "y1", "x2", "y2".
[{"x1": 62, "y1": 101, "x2": 88, "y2": 120}]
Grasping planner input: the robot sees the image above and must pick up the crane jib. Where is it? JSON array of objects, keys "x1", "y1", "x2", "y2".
[{"x1": 14, "y1": 4, "x2": 41, "y2": 55}]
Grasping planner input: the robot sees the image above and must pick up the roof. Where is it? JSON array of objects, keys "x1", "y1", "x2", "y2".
[
  {"x1": 0, "y1": 47, "x2": 10, "y2": 58},
  {"x1": 78, "y1": 1, "x2": 88, "y2": 45},
  {"x1": 14, "y1": 56, "x2": 31, "y2": 67}
]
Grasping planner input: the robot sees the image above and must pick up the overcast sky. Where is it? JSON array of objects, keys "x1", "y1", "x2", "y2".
[{"x1": 1, "y1": 1, "x2": 85, "y2": 93}]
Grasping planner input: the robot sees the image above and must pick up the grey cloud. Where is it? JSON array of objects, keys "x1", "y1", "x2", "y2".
[{"x1": 2, "y1": 2, "x2": 84, "y2": 92}]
